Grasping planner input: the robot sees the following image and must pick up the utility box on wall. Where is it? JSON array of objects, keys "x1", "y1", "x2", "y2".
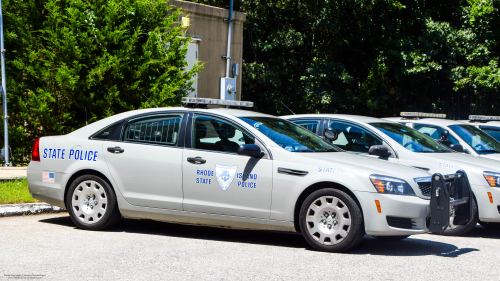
[
  {"x1": 220, "y1": 77, "x2": 236, "y2": 100},
  {"x1": 170, "y1": 0, "x2": 246, "y2": 100}
]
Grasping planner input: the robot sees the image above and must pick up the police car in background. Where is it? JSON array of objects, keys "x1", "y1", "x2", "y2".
[
  {"x1": 282, "y1": 113, "x2": 499, "y2": 235},
  {"x1": 460, "y1": 115, "x2": 500, "y2": 143},
  {"x1": 28, "y1": 98, "x2": 466, "y2": 252},
  {"x1": 386, "y1": 113, "x2": 500, "y2": 161}
]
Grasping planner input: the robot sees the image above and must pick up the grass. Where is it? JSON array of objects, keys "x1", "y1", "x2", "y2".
[{"x1": 0, "y1": 178, "x2": 39, "y2": 204}]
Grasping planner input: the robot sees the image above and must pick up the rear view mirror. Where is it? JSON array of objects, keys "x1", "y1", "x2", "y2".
[
  {"x1": 237, "y1": 144, "x2": 264, "y2": 158},
  {"x1": 439, "y1": 130, "x2": 450, "y2": 142},
  {"x1": 449, "y1": 144, "x2": 464, "y2": 153},
  {"x1": 323, "y1": 128, "x2": 338, "y2": 141},
  {"x1": 368, "y1": 145, "x2": 392, "y2": 157}
]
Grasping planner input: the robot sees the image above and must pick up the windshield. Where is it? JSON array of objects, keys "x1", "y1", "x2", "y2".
[
  {"x1": 370, "y1": 122, "x2": 451, "y2": 153},
  {"x1": 449, "y1": 125, "x2": 500, "y2": 154},
  {"x1": 239, "y1": 117, "x2": 338, "y2": 152}
]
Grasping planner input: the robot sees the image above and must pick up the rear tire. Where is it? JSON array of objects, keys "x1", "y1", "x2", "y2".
[
  {"x1": 66, "y1": 175, "x2": 121, "y2": 231},
  {"x1": 299, "y1": 188, "x2": 364, "y2": 252},
  {"x1": 372, "y1": 235, "x2": 410, "y2": 242},
  {"x1": 479, "y1": 221, "x2": 500, "y2": 230},
  {"x1": 441, "y1": 197, "x2": 478, "y2": 236}
]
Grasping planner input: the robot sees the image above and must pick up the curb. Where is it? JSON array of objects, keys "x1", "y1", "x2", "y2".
[{"x1": 0, "y1": 203, "x2": 66, "y2": 217}]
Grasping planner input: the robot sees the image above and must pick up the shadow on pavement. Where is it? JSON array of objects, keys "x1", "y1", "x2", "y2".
[
  {"x1": 40, "y1": 215, "x2": 478, "y2": 257},
  {"x1": 439, "y1": 225, "x2": 500, "y2": 240}
]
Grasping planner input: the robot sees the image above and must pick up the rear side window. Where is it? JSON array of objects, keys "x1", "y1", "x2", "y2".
[
  {"x1": 123, "y1": 114, "x2": 184, "y2": 146},
  {"x1": 91, "y1": 122, "x2": 121, "y2": 140}
]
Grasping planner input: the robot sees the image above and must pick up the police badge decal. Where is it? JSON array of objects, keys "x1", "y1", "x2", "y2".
[{"x1": 215, "y1": 164, "x2": 238, "y2": 191}]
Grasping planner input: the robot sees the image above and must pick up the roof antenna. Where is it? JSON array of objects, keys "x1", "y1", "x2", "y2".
[
  {"x1": 141, "y1": 93, "x2": 158, "y2": 108},
  {"x1": 85, "y1": 107, "x2": 88, "y2": 126},
  {"x1": 281, "y1": 101, "x2": 295, "y2": 115}
]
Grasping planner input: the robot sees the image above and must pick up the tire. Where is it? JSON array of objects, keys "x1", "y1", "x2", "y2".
[
  {"x1": 372, "y1": 235, "x2": 410, "y2": 242},
  {"x1": 441, "y1": 197, "x2": 478, "y2": 236},
  {"x1": 66, "y1": 175, "x2": 121, "y2": 231},
  {"x1": 299, "y1": 188, "x2": 364, "y2": 252},
  {"x1": 479, "y1": 221, "x2": 500, "y2": 230}
]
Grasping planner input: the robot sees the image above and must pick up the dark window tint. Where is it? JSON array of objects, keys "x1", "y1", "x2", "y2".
[
  {"x1": 449, "y1": 124, "x2": 500, "y2": 154},
  {"x1": 413, "y1": 124, "x2": 460, "y2": 147},
  {"x1": 328, "y1": 120, "x2": 383, "y2": 153},
  {"x1": 192, "y1": 114, "x2": 254, "y2": 153},
  {"x1": 123, "y1": 114, "x2": 183, "y2": 146},
  {"x1": 91, "y1": 122, "x2": 120, "y2": 140},
  {"x1": 292, "y1": 119, "x2": 321, "y2": 134}
]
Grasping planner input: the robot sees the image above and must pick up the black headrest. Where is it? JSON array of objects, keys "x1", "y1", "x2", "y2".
[
  {"x1": 196, "y1": 123, "x2": 207, "y2": 140},
  {"x1": 218, "y1": 123, "x2": 235, "y2": 139},
  {"x1": 346, "y1": 127, "x2": 362, "y2": 138}
]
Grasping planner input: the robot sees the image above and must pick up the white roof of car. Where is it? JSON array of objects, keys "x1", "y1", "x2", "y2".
[
  {"x1": 384, "y1": 117, "x2": 466, "y2": 126},
  {"x1": 68, "y1": 106, "x2": 273, "y2": 138},
  {"x1": 281, "y1": 114, "x2": 394, "y2": 124}
]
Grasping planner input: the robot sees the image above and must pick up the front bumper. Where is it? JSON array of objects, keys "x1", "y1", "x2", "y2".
[{"x1": 355, "y1": 191, "x2": 430, "y2": 236}]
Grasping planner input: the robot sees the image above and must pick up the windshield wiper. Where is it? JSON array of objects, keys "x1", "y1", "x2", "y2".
[{"x1": 417, "y1": 151, "x2": 435, "y2": 153}]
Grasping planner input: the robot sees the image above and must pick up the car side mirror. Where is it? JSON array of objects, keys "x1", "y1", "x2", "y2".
[
  {"x1": 368, "y1": 145, "x2": 392, "y2": 157},
  {"x1": 449, "y1": 144, "x2": 464, "y2": 153},
  {"x1": 439, "y1": 130, "x2": 450, "y2": 142},
  {"x1": 237, "y1": 144, "x2": 265, "y2": 158},
  {"x1": 323, "y1": 128, "x2": 338, "y2": 141}
]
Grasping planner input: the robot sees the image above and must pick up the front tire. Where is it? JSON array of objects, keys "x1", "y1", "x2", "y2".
[
  {"x1": 441, "y1": 197, "x2": 478, "y2": 236},
  {"x1": 66, "y1": 175, "x2": 121, "y2": 231},
  {"x1": 299, "y1": 188, "x2": 364, "y2": 252}
]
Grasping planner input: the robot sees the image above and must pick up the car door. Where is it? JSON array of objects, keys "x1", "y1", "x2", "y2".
[
  {"x1": 182, "y1": 113, "x2": 273, "y2": 219},
  {"x1": 103, "y1": 112, "x2": 186, "y2": 210}
]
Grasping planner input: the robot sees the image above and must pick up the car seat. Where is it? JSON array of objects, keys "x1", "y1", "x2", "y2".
[{"x1": 215, "y1": 123, "x2": 240, "y2": 153}]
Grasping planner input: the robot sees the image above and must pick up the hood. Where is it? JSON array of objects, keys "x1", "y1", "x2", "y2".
[
  {"x1": 294, "y1": 151, "x2": 431, "y2": 180},
  {"x1": 480, "y1": 153, "x2": 500, "y2": 161},
  {"x1": 422, "y1": 152, "x2": 500, "y2": 173}
]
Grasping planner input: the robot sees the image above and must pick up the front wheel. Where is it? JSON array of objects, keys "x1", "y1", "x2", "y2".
[
  {"x1": 299, "y1": 188, "x2": 364, "y2": 252},
  {"x1": 441, "y1": 197, "x2": 478, "y2": 236},
  {"x1": 67, "y1": 175, "x2": 121, "y2": 231}
]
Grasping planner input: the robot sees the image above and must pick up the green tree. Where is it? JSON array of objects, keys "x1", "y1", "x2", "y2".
[{"x1": 2, "y1": 0, "x2": 201, "y2": 163}]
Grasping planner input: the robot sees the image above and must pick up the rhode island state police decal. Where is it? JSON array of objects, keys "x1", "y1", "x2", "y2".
[{"x1": 215, "y1": 164, "x2": 238, "y2": 191}]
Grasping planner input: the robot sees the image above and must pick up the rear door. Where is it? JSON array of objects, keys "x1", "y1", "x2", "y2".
[{"x1": 103, "y1": 112, "x2": 186, "y2": 210}]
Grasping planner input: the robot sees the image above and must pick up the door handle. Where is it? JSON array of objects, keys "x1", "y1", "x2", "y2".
[
  {"x1": 107, "y1": 146, "x2": 125, "y2": 153},
  {"x1": 187, "y1": 157, "x2": 206, "y2": 164}
]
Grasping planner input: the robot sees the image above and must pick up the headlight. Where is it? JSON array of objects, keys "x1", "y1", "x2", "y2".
[
  {"x1": 483, "y1": 171, "x2": 500, "y2": 187},
  {"x1": 369, "y1": 175, "x2": 416, "y2": 196}
]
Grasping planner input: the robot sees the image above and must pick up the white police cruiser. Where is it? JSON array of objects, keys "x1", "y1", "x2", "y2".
[
  {"x1": 282, "y1": 113, "x2": 500, "y2": 234},
  {"x1": 28, "y1": 99, "x2": 468, "y2": 252},
  {"x1": 460, "y1": 115, "x2": 500, "y2": 143},
  {"x1": 386, "y1": 113, "x2": 500, "y2": 161}
]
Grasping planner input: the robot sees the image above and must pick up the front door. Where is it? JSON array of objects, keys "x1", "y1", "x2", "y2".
[
  {"x1": 104, "y1": 113, "x2": 185, "y2": 210},
  {"x1": 182, "y1": 114, "x2": 273, "y2": 219}
]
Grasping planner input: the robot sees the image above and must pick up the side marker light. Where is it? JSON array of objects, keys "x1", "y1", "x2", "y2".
[
  {"x1": 488, "y1": 192, "x2": 494, "y2": 203},
  {"x1": 375, "y1": 200, "x2": 382, "y2": 213}
]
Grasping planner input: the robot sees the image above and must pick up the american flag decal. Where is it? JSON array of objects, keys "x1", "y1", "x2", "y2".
[{"x1": 43, "y1": 172, "x2": 55, "y2": 183}]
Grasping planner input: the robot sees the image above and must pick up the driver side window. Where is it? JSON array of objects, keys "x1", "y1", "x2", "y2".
[
  {"x1": 328, "y1": 120, "x2": 383, "y2": 153},
  {"x1": 192, "y1": 114, "x2": 254, "y2": 153},
  {"x1": 413, "y1": 124, "x2": 460, "y2": 147}
]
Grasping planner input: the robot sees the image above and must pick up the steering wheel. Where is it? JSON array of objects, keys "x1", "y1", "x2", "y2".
[{"x1": 404, "y1": 141, "x2": 423, "y2": 152}]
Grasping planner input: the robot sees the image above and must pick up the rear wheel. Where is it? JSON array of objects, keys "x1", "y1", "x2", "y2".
[
  {"x1": 441, "y1": 198, "x2": 478, "y2": 236},
  {"x1": 299, "y1": 188, "x2": 364, "y2": 252},
  {"x1": 67, "y1": 175, "x2": 121, "y2": 230}
]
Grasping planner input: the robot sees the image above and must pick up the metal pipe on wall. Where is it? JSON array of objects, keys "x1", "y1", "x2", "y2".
[
  {"x1": 0, "y1": 0, "x2": 9, "y2": 166},
  {"x1": 225, "y1": 0, "x2": 233, "y2": 77}
]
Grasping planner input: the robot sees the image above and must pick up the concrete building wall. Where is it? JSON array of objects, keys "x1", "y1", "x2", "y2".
[{"x1": 171, "y1": 0, "x2": 246, "y2": 100}]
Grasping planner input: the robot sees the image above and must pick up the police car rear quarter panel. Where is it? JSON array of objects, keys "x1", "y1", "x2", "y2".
[{"x1": 28, "y1": 136, "x2": 119, "y2": 209}]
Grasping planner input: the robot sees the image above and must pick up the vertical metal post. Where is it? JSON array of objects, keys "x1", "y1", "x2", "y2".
[
  {"x1": 225, "y1": 0, "x2": 233, "y2": 77},
  {"x1": 0, "y1": 0, "x2": 9, "y2": 166}
]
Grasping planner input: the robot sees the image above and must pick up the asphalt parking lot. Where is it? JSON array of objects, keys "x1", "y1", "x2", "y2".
[{"x1": 1, "y1": 214, "x2": 499, "y2": 280}]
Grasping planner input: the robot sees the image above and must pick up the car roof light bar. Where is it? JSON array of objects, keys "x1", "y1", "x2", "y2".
[
  {"x1": 400, "y1": 112, "x2": 446, "y2": 119},
  {"x1": 469, "y1": 115, "x2": 500, "y2": 121},
  {"x1": 182, "y1": 97, "x2": 254, "y2": 108}
]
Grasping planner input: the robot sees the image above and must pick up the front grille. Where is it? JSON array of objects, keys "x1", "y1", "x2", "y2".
[
  {"x1": 386, "y1": 216, "x2": 416, "y2": 229},
  {"x1": 417, "y1": 182, "x2": 431, "y2": 196}
]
